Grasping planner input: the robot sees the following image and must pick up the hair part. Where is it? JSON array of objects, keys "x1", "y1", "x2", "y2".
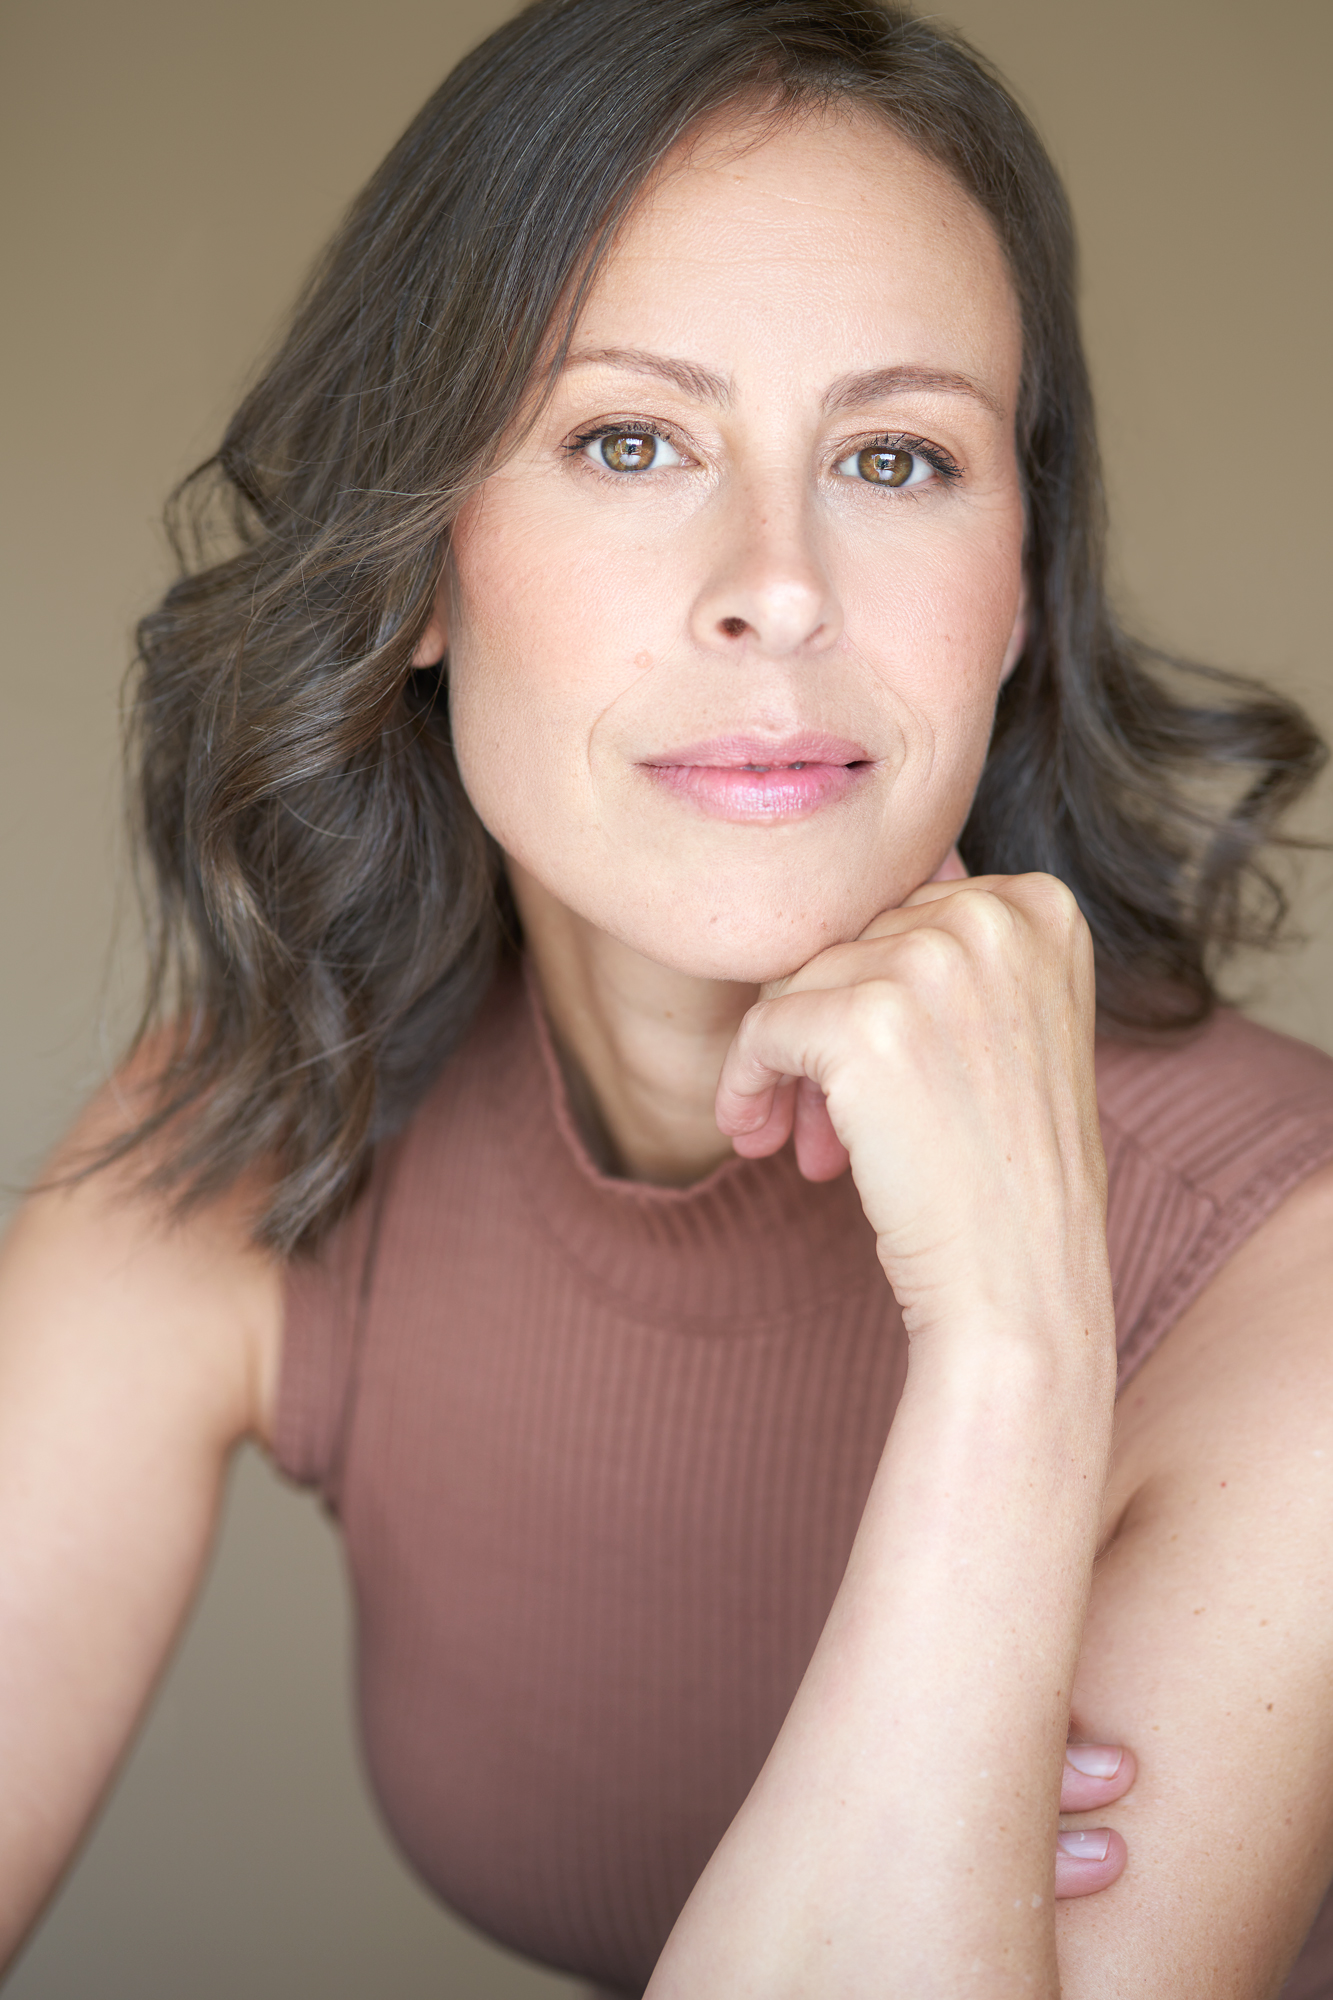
[{"x1": 106, "y1": 0, "x2": 1325, "y2": 1251}]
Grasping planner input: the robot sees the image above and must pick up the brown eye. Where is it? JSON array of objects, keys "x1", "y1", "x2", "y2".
[
  {"x1": 856, "y1": 447, "x2": 914, "y2": 486},
  {"x1": 600, "y1": 432, "x2": 657, "y2": 472}
]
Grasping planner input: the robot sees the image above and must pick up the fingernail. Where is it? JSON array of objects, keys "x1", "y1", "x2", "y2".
[
  {"x1": 1065, "y1": 1744, "x2": 1123, "y2": 1779},
  {"x1": 1058, "y1": 1829, "x2": 1112, "y2": 1862}
]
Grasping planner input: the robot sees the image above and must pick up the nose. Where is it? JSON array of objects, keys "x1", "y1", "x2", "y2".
[{"x1": 689, "y1": 482, "x2": 843, "y2": 658}]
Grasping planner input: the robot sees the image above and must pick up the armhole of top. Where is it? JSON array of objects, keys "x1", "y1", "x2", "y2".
[
  {"x1": 270, "y1": 1158, "x2": 393, "y2": 1509},
  {"x1": 1112, "y1": 1111, "x2": 1333, "y2": 1394}
]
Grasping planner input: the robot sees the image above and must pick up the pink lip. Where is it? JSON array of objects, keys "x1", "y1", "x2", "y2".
[{"x1": 643, "y1": 733, "x2": 873, "y2": 822}]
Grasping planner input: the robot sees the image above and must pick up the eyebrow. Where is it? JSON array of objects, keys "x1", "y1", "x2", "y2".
[
  {"x1": 562, "y1": 347, "x2": 1003, "y2": 424},
  {"x1": 822, "y1": 364, "x2": 1004, "y2": 422},
  {"x1": 564, "y1": 346, "x2": 732, "y2": 406}
]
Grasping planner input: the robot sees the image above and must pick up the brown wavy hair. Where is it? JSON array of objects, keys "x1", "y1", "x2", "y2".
[{"x1": 114, "y1": 0, "x2": 1325, "y2": 1251}]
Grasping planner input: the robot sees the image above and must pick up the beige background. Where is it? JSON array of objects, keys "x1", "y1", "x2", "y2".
[{"x1": 2, "y1": 0, "x2": 1330, "y2": 1994}]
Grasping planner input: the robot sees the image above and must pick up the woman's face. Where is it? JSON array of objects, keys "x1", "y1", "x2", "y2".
[{"x1": 440, "y1": 104, "x2": 1026, "y2": 983}]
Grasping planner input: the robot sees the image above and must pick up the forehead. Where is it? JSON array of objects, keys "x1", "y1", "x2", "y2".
[{"x1": 573, "y1": 102, "x2": 1021, "y2": 411}]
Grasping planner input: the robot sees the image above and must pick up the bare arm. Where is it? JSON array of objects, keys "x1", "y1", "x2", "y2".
[
  {"x1": 647, "y1": 878, "x2": 1333, "y2": 1998},
  {"x1": 649, "y1": 873, "x2": 1115, "y2": 1998},
  {"x1": 0, "y1": 1116, "x2": 281, "y2": 1968},
  {"x1": 1055, "y1": 1159, "x2": 1333, "y2": 1994}
]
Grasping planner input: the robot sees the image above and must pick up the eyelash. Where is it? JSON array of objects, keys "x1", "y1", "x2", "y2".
[
  {"x1": 564, "y1": 420, "x2": 686, "y2": 466},
  {"x1": 858, "y1": 433, "x2": 962, "y2": 484},
  {"x1": 564, "y1": 422, "x2": 962, "y2": 486}
]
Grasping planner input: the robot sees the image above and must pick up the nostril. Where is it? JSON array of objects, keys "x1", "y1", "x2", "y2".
[{"x1": 719, "y1": 616, "x2": 748, "y2": 639}]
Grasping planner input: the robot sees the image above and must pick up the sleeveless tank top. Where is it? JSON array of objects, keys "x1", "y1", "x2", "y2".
[{"x1": 275, "y1": 959, "x2": 1333, "y2": 1997}]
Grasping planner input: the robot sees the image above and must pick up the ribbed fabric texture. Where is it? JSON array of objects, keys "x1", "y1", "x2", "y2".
[{"x1": 277, "y1": 961, "x2": 1333, "y2": 1997}]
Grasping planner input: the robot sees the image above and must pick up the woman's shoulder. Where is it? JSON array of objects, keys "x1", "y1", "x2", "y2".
[
  {"x1": 0, "y1": 1073, "x2": 281, "y2": 1966},
  {"x1": 1095, "y1": 1008, "x2": 1333, "y2": 1385},
  {"x1": 1096, "y1": 1005, "x2": 1333, "y2": 1167},
  {"x1": 1, "y1": 1059, "x2": 283, "y2": 1450}
]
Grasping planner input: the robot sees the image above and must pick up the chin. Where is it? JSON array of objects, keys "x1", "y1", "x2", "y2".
[{"x1": 601, "y1": 892, "x2": 871, "y2": 987}]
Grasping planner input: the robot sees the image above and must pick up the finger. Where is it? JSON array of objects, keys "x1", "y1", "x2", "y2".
[
  {"x1": 1054, "y1": 1826, "x2": 1128, "y2": 1900},
  {"x1": 716, "y1": 991, "x2": 829, "y2": 1140},
  {"x1": 726, "y1": 1074, "x2": 797, "y2": 1160},
  {"x1": 898, "y1": 873, "x2": 999, "y2": 911},
  {"x1": 1061, "y1": 1744, "x2": 1137, "y2": 1814},
  {"x1": 792, "y1": 1079, "x2": 851, "y2": 1182},
  {"x1": 851, "y1": 870, "x2": 1012, "y2": 946}
]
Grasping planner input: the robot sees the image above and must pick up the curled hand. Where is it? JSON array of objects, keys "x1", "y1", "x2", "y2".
[{"x1": 714, "y1": 859, "x2": 1107, "y2": 1341}]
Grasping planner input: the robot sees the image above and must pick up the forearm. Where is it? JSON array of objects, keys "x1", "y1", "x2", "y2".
[{"x1": 647, "y1": 1320, "x2": 1115, "y2": 2000}]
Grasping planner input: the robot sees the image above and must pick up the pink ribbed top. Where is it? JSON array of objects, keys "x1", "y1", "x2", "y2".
[{"x1": 276, "y1": 959, "x2": 1333, "y2": 1997}]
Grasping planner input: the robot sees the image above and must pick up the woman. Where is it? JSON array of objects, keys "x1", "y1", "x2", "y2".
[{"x1": 3, "y1": 0, "x2": 1332, "y2": 1993}]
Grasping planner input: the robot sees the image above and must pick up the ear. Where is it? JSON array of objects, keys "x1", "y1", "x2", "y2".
[
  {"x1": 999, "y1": 575, "x2": 1028, "y2": 684},
  {"x1": 412, "y1": 604, "x2": 448, "y2": 668},
  {"x1": 412, "y1": 559, "x2": 449, "y2": 667}
]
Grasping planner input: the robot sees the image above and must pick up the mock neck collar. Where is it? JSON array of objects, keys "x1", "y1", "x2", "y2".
[{"x1": 475, "y1": 957, "x2": 883, "y2": 1335}]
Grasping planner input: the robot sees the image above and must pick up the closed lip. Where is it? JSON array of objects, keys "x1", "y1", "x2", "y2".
[{"x1": 644, "y1": 733, "x2": 873, "y2": 768}]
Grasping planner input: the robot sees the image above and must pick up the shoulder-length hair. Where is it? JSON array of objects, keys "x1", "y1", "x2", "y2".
[{"x1": 118, "y1": 0, "x2": 1324, "y2": 1251}]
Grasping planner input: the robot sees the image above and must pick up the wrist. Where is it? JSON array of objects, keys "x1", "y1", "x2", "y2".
[{"x1": 889, "y1": 1262, "x2": 1116, "y2": 1377}]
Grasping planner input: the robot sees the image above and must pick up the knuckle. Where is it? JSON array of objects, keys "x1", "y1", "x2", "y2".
[
  {"x1": 848, "y1": 967, "x2": 915, "y2": 1035},
  {"x1": 965, "y1": 872, "x2": 1090, "y2": 966},
  {"x1": 844, "y1": 979, "x2": 909, "y2": 1061},
  {"x1": 847, "y1": 976, "x2": 892, "y2": 1025},
  {"x1": 888, "y1": 924, "x2": 966, "y2": 989},
  {"x1": 1019, "y1": 870, "x2": 1084, "y2": 931},
  {"x1": 961, "y1": 890, "x2": 1016, "y2": 950},
  {"x1": 922, "y1": 884, "x2": 1016, "y2": 964}
]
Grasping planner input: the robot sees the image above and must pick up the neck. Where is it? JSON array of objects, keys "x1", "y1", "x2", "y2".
[{"x1": 508, "y1": 861, "x2": 756, "y2": 1186}]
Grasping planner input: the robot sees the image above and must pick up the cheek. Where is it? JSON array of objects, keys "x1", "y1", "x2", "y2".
[
  {"x1": 843, "y1": 505, "x2": 1023, "y2": 754},
  {"x1": 451, "y1": 486, "x2": 671, "y2": 704},
  {"x1": 444, "y1": 493, "x2": 653, "y2": 851}
]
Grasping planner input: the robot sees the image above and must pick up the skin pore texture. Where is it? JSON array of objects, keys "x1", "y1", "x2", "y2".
[
  {"x1": 3, "y1": 93, "x2": 1333, "y2": 2000},
  {"x1": 418, "y1": 104, "x2": 1026, "y2": 1186},
  {"x1": 409, "y1": 104, "x2": 1333, "y2": 1995},
  {"x1": 417, "y1": 94, "x2": 1141, "y2": 1923}
]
